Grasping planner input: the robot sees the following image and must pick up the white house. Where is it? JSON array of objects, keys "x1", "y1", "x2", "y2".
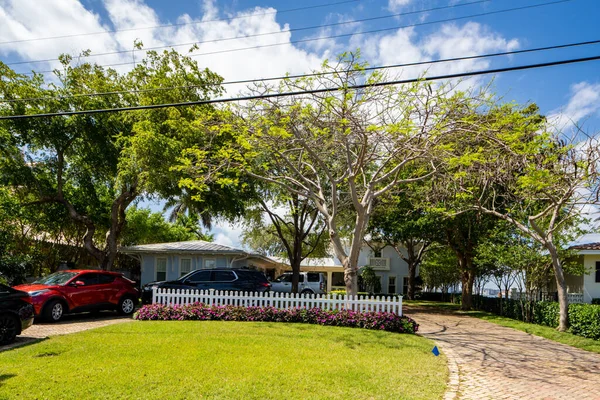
[
  {"x1": 570, "y1": 243, "x2": 600, "y2": 303},
  {"x1": 273, "y1": 244, "x2": 414, "y2": 295},
  {"x1": 120, "y1": 240, "x2": 278, "y2": 286}
]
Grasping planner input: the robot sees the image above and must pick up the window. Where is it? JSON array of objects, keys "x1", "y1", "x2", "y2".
[
  {"x1": 97, "y1": 274, "x2": 115, "y2": 284},
  {"x1": 388, "y1": 276, "x2": 396, "y2": 294},
  {"x1": 204, "y1": 258, "x2": 216, "y2": 269},
  {"x1": 77, "y1": 273, "x2": 99, "y2": 286},
  {"x1": 374, "y1": 249, "x2": 382, "y2": 258},
  {"x1": 403, "y1": 277, "x2": 409, "y2": 295},
  {"x1": 187, "y1": 271, "x2": 212, "y2": 283},
  {"x1": 596, "y1": 261, "x2": 600, "y2": 283},
  {"x1": 307, "y1": 273, "x2": 320, "y2": 282},
  {"x1": 180, "y1": 258, "x2": 192, "y2": 277},
  {"x1": 213, "y1": 271, "x2": 236, "y2": 282},
  {"x1": 156, "y1": 258, "x2": 167, "y2": 281}
]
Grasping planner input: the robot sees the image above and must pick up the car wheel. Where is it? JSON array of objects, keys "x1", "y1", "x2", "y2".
[
  {"x1": 118, "y1": 297, "x2": 136, "y2": 316},
  {"x1": 301, "y1": 289, "x2": 314, "y2": 295},
  {"x1": 0, "y1": 314, "x2": 19, "y2": 345},
  {"x1": 43, "y1": 300, "x2": 65, "y2": 322}
]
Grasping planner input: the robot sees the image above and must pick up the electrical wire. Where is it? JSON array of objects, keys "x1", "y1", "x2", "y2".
[
  {"x1": 3, "y1": 38, "x2": 599, "y2": 104},
  {"x1": 14, "y1": 0, "x2": 572, "y2": 76},
  {"x1": 4, "y1": 0, "x2": 492, "y2": 67},
  {"x1": 0, "y1": 0, "x2": 361, "y2": 46},
  {"x1": 1, "y1": 54, "x2": 598, "y2": 120}
]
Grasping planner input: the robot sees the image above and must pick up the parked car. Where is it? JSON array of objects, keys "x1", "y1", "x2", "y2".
[
  {"x1": 141, "y1": 268, "x2": 271, "y2": 304},
  {"x1": 13, "y1": 270, "x2": 139, "y2": 322},
  {"x1": 0, "y1": 284, "x2": 34, "y2": 345},
  {"x1": 270, "y1": 272, "x2": 327, "y2": 294}
]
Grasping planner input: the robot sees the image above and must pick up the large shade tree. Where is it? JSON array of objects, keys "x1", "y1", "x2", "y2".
[
  {"x1": 0, "y1": 50, "x2": 241, "y2": 270},
  {"x1": 439, "y1": 102, "x2": 599, "y2": 330},
  {"x1": 183, "y1": 53, "x2": 469, "y2": 295}
]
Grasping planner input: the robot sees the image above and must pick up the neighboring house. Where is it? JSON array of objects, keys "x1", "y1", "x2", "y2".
[
  {"x1": 569, "y1": 243, "x2": 600, "y2": 303},
  {"x1": 120, "y1": 240, "x2": 278, "y2": 286},
  {"x1": 273, "y1": 243, "x2": 415, "y2": 295}
]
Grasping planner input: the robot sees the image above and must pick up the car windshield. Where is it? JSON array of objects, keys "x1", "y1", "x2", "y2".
[{"x1": 34, "y1": 272, "x2": 78, "y2": 285}]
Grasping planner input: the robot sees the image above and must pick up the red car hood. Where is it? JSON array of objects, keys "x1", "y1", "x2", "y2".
[{"x1": 13, "y1": 283, "x2": 58, "y2": 292}]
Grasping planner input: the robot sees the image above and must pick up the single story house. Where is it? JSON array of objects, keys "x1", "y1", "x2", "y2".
[{"x1": 120, "y1": 240, "x2": 278, "y2": 286}]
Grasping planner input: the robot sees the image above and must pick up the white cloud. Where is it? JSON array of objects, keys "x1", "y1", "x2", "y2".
[
  {"x1": 210, "y1": 221, "x2": 245, "y2": 249},
  {"x1": 548, "y1": 82, "x2": 600, "y2": 131},
  {"x1": 388, "y1": 0, "x2": 412, "y2": 12}
]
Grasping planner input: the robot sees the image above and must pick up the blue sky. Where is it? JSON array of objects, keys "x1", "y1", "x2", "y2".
[{"x1": 1, "y1": 0, "x2": 599, "y2": 247}]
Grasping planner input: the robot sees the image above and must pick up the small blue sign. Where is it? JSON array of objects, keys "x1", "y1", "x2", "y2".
[{"x1": 432, "y1": 346, "x2": 440, "y2": 356}]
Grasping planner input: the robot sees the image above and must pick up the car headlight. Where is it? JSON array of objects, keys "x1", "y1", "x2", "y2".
[{"x1": 28, "y1": 289, "x2": 50, "y2": 297}]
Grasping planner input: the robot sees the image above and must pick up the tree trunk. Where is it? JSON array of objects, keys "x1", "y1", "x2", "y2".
[
  {"x1": 460, "y1": 257, "x2": 475, "y2": 310},
  {"x1": 343, "y1": 258, "x2": 359, "y2": 295},
  {"x1": 407, "y1": 261, "x2": 416, "y2": 300},
  {"x1": 547, "y1": 244, "x2": 569, "y2": 331}
]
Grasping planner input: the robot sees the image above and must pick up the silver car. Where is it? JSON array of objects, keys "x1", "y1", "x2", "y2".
[{"x1": 270, "y1": 272, "x2": 327, "y2": 294}]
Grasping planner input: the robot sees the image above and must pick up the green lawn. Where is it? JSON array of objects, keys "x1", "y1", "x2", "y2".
[
  {"x1": 0, "y1": 321, "x2": 447, "y2": 400},
  {"x1": 407, "y1": 300, "x2": 600, "y2": 354}
]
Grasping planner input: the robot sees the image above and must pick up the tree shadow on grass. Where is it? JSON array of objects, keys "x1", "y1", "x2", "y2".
[{"x1": 0, "y1": 374, "x2": 16, "y2": 388}]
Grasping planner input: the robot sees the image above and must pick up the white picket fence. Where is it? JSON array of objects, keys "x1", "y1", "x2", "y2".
[{"x1": 152, "y1": 288, "x2": 403, "y2": 315}]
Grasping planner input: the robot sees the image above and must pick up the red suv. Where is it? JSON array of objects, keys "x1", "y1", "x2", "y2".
[{"x1": 14, "y1": 270, "x2": 139, "y2": 322}]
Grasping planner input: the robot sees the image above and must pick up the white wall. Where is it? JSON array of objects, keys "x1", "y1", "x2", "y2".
[
  {"x1": 358, "y1": 245, "x2": 412, "y2": 295},
  {"x1": 583, "y1": 254, "x2": 600, "y2": 303}
]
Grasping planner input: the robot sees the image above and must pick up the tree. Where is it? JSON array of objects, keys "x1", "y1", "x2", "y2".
[
  {"x1": 189, "y1": 52, "x2": 463, "y2": 295},
  {"x1": 368, "y1": 189, "x2": 440, "y2": 299},
  {"x1": 242, "y1": 190, "x2": 328, "y2": 293},
  {"x1": 120, "y1": 207, "x2": 212, "y2": 246},
  {"x1": 440, "y1": 102, "x2": 599, "y2": 330},
  {"x1": 0, "y1": 49, "x2": 229, "y2": 270},
  {"x1": 419, "y1": 246, "x2": 461, "y2": 296}
]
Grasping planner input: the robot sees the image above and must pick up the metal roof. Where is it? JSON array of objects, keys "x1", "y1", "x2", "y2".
[{"x1": 120, "y1": 240, "x2": 247, "y2": 254}]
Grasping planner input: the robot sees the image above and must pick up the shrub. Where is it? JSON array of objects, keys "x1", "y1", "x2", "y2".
[
  {"x1": 591, "y1": 298, "x2": 600, "y2": 305},
  {"x1": 568, "y1": 303, "x2": 600, "y2": 340},
  {"x1": 134, "y1": 303, "x2": 419, "y2": 334},
  {"x1": 532, "y1": 302, "x2": 560, "y2": 327}
]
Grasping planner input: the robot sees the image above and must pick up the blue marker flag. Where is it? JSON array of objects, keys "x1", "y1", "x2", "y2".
[{"x1": 432, "y1": 346, "x2": 440, "y2": 356}]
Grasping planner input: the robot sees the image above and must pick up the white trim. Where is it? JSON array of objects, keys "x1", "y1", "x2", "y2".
[
  {"x1": 179, "y1": 257, "x2": 192, "y2": 277},
  {"x1": 156, "y1": 257, "x2": 167, "y2": 281}
]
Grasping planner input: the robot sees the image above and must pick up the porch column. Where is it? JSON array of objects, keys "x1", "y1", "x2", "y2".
[{"x1": 327, "y1": 271, "x2": 333, "y2": 292}]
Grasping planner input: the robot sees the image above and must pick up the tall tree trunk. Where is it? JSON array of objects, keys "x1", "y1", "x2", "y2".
[
  {"x1": 407, "y1": 261, "x2": 417, "y2": 300},
  {"x1": 547, "y1": 244, "x2": 569, "y2": 331},
  {"x1": 459, "y1": 256, "x2": 475, "y2": 310}
]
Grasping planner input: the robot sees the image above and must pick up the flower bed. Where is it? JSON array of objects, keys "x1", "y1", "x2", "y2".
[{"x1": 134, "y1": 303, "x2": 418, "y2": 334}]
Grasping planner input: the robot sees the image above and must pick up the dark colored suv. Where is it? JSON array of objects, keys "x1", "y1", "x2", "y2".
[
  {"x1": 142, "y1": 268, "x2": 271, "y2": 304},
  {"x1": 13, "y1": 270, "x2": 140, "y2": 322},
  {"x1": 0, "y1": 284, "x2": 34, "y2": 345}
]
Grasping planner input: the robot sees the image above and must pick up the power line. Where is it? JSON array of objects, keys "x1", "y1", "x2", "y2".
[
  {"x1": 5, "y1": 0, "x2": 492, "y2": 67},
  {"x1": 15, "y1": 0, "x2": 572, "y2": 76},
  {"x1": 2, "y1": 54, "x2": 598, "y2": 120},
  {"x1": 0, "y1": 0, "x2": 360, "y2": 46},
  {"x1": 3, "y1": 38, "x2": 599, "y2": 104}
]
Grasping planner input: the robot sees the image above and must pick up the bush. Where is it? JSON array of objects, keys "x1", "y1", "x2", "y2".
[
  {"x1": 532, "y1": 302, "x2": 560, "y2": 327},
  {"x1": 591, "y1": 298, "x2": 600, "y2": 305},
  {"x1": 568, "y1": 303, "x2": 600, "y2": 340},
  {"x1": 134, "y1": 303, "x2": 419, "y2": 334}
]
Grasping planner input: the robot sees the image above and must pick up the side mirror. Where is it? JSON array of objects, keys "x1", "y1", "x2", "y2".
[{"x1": 72, "y1": 280, "x2": 85, "y2": 286}]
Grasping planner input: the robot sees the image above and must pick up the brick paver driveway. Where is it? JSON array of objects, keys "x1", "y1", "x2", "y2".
[
  {"x1": 405, "y1": 305, "x2": 600, "y2": 400},
  {"x1": 1, "y1": 312, "x2": 133, "y2": 352}
]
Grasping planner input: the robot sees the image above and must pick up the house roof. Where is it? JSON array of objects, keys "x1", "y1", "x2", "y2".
[
  {"x1": 120, "y1": 240, "x2": 248, "y2": 255},
  {"x1": 570, "y1": 242, "x2": 600, "y2": 251}
]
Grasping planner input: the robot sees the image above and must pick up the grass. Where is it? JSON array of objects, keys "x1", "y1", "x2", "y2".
[
  {"x1": 0, "y1": 321, "x2": 447, "y2": 400},
  {"x1": 406, "y1": 300, "x2": 600, "y2": 354}
]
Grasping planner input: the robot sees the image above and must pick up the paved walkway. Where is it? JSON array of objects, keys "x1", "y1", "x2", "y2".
[
  {"x1": 1, "y1": 312, "x2": 133, "y2": 352},
  {"x1": 405, "y1": 305, "x2": 600, "y2": 400}
]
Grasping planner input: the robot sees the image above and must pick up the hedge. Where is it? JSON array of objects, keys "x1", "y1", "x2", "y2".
[
  {"x1": 462, "y1": 295, "x2": 600, "y2": 340},
  {"x1": 134, "y1": 303, "x2": 419, "y2": 334}
]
